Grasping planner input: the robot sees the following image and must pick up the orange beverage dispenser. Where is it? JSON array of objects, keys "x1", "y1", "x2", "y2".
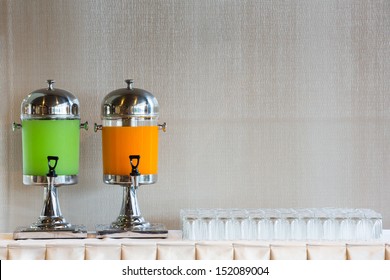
[{"x1": 95, "y1": 79, "x2": 167, "y2": 238}]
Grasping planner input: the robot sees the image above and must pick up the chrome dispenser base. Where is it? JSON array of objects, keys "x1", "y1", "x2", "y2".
[
  {"x1": 14, "y1": 158, "x2": 87, "y2": 240},
  {"x1": 95, "y1": 223, "x2": 168, "y2": 239},
  {"x1": 13, "y1": 225, "x2": 87, "y2": 240},
  {"x1": 95, "y1": 184, "x2": 168, "y2": 239},
  {"x1": 97, "y1": 156, "x2": 167, "y2": 239}
]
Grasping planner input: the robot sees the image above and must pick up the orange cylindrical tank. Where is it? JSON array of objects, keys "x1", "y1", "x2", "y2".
[{"x1": 102, "y1": 126, "x2": 158, "y2": 176}]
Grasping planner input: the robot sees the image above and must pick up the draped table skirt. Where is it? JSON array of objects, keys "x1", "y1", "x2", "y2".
[{"x1": 1, "y1": 230, "x2": 389, "y2": 260}]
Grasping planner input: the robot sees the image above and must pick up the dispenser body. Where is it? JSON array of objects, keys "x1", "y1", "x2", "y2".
[
  {"x1": 15, "y1": 80, "x2": 87, "y2": 185},
  {"x1": 99, "y1": 79, "x2": 161, "y2": 185}
]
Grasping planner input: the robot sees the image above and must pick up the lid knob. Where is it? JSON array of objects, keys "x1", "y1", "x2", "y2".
[
  {"x1": 47, "y1": 80, "x2": 55, "y2": 90},
  {"x1": 125, "y1": 79, "x2": 134, "y2": 90}
]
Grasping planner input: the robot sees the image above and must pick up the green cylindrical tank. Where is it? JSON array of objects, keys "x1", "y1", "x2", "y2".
[{"x1": 22, "y1": 119, "x2": 80, "y2": 176}]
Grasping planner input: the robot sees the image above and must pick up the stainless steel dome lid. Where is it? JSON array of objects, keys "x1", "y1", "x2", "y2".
[
  {"x1": 21, "y1": 80, "x2": 80, "y2": 120},
  {"x1": 101, "y1": 79, "x2": 159, "y2": 119}
]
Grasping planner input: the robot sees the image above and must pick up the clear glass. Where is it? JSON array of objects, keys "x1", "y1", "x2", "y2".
[
  {"x1": 198, "y1": 209, "x2": 216, "y2": 240},
  {"x1": 215, "y1": 209, "x2": 231, "y2": 240},
  {"x1": 274, "y1": 209, "x2": 291, "y2": 240},
  {"x1": 228, "y1": 209, "x2": 249, "y2": 240},
  {"x1": 181, "y1": 209, "x2": 199, "y2": 240}
]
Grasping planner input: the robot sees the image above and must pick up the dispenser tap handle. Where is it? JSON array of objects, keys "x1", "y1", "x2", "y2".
[
  {"x1": 158, "y1": 122, "x2": 167, "y2": 132},
  {"x1": 12, "y1": 122, "x2": 22, "y2": 131},
  {"x1": 94, "y1": 123, "x2": 102, "y2": 132},
  {"x1": 80, "y1": 121, "x2": 89, "y2": 130},
  {"x1": 129, "y1": 155, "x2": 141, "y2": 176},
  {"x1": 47, "y1": 156, "x2": 59, "y2": 177}
]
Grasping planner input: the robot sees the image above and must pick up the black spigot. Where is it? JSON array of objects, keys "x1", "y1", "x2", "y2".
[
  {"x1": 47, "y1": 156, "x2": 59, "y2": 177},
  {"x1": 129, "y1": 155, "x2": 140, "y2": 176}
]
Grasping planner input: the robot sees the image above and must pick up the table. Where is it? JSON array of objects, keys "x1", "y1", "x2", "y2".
[{"x1": 1, "y1": 230, "x2": 389, "y2": 260}]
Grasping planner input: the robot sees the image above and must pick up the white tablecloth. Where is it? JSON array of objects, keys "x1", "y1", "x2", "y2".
[{"x1": 1, "y1": 230, "x2": 389, "y2": 260}]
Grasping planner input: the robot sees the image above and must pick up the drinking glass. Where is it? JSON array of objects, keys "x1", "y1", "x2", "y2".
[
  {"x1": 198, "y1": 209, "x2": 216, "y2": 240},
  {"x1": 274, "y1": 209, "x2": 291, "y2": 240},
  {"x1": 181, "y1": 209, "x2": 199, "y2": 240},
  {"x1": 290, "y1": 209, "x2": 308, "y2": 240},
  {"x1": 228, "y1": 209, "x2": 249, "y2": 240},
  {"x1": 215, "y1": 209, "x2": 230, "y2": 240}
]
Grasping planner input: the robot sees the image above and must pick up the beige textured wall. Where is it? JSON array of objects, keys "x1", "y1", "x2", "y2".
[{"x1": 0, "y1": 0, "x2": 389, "y2": 232}]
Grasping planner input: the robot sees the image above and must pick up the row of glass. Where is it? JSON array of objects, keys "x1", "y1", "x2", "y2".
[{"x1": 180, "y1": 208, "x2": 383, "y2": 241}]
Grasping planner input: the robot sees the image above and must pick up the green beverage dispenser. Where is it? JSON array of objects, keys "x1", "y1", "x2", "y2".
[{"x1": 12, "y1": 80, "x2": 88, "y2": 239}]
